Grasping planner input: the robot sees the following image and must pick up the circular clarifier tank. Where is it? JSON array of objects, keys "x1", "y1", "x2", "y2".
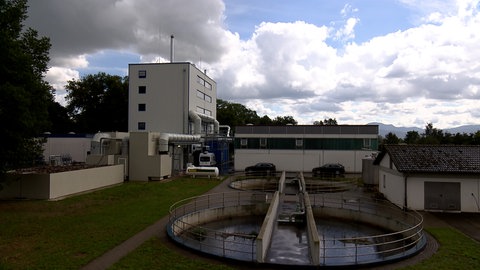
[{"x1": 167, "y1": 174, "x2": 426, "y2": 268}]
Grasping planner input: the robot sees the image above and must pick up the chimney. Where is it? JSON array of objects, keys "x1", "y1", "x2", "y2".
[{"x1": 170, "y1": 35, "x2": 174, "y2": 63}]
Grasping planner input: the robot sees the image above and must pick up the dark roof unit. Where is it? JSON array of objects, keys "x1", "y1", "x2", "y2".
[
  {"x1": 235, "y1": 125, "x2": 379, "y2": 135},
  {"x1": 376, "y1": 145, "x2": 480, "y2": 174}
]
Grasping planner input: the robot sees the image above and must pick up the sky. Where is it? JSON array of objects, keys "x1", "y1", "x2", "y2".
[{"x1": 25, "y1": 0, "x2": 480, "y2": 129}]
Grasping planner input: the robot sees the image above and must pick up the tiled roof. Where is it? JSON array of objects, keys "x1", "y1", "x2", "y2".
[{"x1": 382, "y1": 145, "x2": 480, "y2": 174}]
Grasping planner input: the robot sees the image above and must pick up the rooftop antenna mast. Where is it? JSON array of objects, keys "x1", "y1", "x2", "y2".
[{"x1": 170, "y1": 34, "x2": 174, "y2": 63}]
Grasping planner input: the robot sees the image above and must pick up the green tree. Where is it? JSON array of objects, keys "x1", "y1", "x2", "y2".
[
  {"x1": 0, "y1": 0, "x2": 53, "y2": 181},
  {"x1": 272, "y1": 115, "x2": 297, "y2": 125},
  {"x1": 216, "y1": 99, "x2": 261, "y2": 127},
  {"x1": 258, "y1": 115, "x2": 272, "y2": 125},
  {"x1": 47, "y1": 100, "x2": 74, "y2": 133},
  {"x1": 383, "y1": 132, "x2": 401, "y2": 144},
  {"x1": 313, "y1": 118, "x2": 338, "y2": 125},
  {"x1": 65, "y1": 73, "x2": 128, "y2": 133},
  {"x1": 472, "y1": 131, "x2": 480, "y2": 145},
  {"x1": 404, "y1": 130, "x2": 421, "y2": 144},
  {"x1": 421, "y1": 123, "x2": 443, "y2": 144}
]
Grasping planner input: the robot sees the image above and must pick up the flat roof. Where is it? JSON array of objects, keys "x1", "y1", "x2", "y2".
[{"x1": 235, "y1": 125, "x2": 379, "y2": 135}]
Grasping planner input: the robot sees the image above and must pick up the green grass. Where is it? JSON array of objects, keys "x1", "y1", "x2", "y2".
[
  {"x1": 401, "y1": 228, "x2": 480, "y2": 270},
  {"x1": 0, "y1": 178, "x2": 220, "y2": 269},
  {"x1": 110, "y1": 237, "x2": 232, "y2": 270}
]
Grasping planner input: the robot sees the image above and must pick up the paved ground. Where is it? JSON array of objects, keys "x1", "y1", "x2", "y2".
[{"x1": 81, "y1": 176, "x2": 480, "y2": 270}]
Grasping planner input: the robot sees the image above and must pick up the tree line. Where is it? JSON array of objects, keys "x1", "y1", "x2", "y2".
[{"x1": 382, "y1": 123, "x2": 480, "y2": 146}]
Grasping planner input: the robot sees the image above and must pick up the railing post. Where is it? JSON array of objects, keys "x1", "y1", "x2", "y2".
[{"x1": 355, "y1": 242, "x2": 358, "y2": 264}]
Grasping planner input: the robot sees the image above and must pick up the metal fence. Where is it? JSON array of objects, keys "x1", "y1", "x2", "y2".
[
  {"x1": 167, "y1": 191, "x2": 425, "y2": 266},
  {"x1": 309, "y1": 192, "x2": 425, "y2": 265}
]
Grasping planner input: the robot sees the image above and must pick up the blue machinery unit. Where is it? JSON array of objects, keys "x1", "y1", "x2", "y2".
[{"x1": 204, "y1": 136, "x2": 232, "y2": 175}]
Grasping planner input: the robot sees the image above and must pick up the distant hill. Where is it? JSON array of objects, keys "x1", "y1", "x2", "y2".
[{"x1": 367, "y1": 122, "x2": 480, "y2": 138}]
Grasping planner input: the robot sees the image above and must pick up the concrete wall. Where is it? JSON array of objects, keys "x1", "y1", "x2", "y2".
[
  {"x1": 0, "y1": 165, "x2": 124, "y2": 200},
  {"x1": 43, "y1": 136, "x2": 92, "y2": 163},
  {"x1": 49, "y1": 165, "x2": 124, "y2": 199},
  {"x1": 171, "y1": 203, "x2": 269, "y2": 236},
  {"x1": 256, "y1": 191, "x2": 280, "y2": 263},
  {"x1": 234, "y1": 149, "x2": 376, "y2": 173},
  {"x1": 312, "y1": 207, "x2": 419, "y2": 234}
]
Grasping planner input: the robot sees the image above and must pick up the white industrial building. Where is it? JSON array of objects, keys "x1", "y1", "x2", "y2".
[
  {"x1": 375, "y1": 144, "x2": 480, "y2": 213},
  {"x1": 123, "y1": 62, "x2": 221, "y2": 180},
  {"x1": 128, "y1": 62, "x2": 218, "y2": 134},
  {"x1": 234, "y1": 125, "x2": 379, "y2": 173}
]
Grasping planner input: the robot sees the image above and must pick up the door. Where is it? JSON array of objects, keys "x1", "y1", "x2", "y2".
[{"x1": 424, "y1": 182, "x2": 461, "y2": 211}]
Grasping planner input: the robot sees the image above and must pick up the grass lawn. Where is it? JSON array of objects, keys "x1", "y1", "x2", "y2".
[
  {"x1": 0, "y1": 178, "x2": 221, "y2": 269},
  {"x1": 402, "y1": 227, "x2": 480, "y2": 270},
  {"x1": 110, "y1": 237, "x2": 233, "y2": 270}
]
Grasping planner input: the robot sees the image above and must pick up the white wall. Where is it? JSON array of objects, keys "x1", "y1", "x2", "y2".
[
  {"x1": 378, "y1": 167, "x2": 405, "y2": 209},
  {"x1": 406, "y1": 176, "x2": 480, "y2": 212},
  {"x1": 234, "y1": 149, "x2": 377, "y2": 173},
  {"x1": 378, "y1": 153, "x2": 480, "y2": 212},
  {"x1": 0, "y1": 165, "x2": 124, "y2": 200},
  {"x1": 43, "y1": 137, "x2": 92, "y2": 163},
  {"x1": 128, "y1": 63, "x2": 217, "y2": 134}
]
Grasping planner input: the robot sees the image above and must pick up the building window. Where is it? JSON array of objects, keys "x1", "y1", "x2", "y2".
[
  {"x1": 138, "y1": 70, "x2": 146, "y2": 78},
  {"x1": 296, "y1": 138, "x2": 303, "y2": 148},
  {"x1": 240, "y1": 138, "x2": 248, "y2": 148},
  {"x1": 197, "y1": 75, "x2": 212, "y2": 90},
  {"x1": 363, "y1": 138, "x2": 371, "y2": 149},
  {"x1": 196, "y1": 106, "x2": 212, "y2": 116},
  {"x1": 205, "y1": 81, "x2": 212, "y2": 90},
  {"x1": 138, "y1": 104, "x2": 146, "y2": 111},
  {"x1": 204, "y1": 93, "x2": 212, "y2": 102},
  {"x1": 383, "y1": 175, "x2": 386, "y2": 188},
  {"x1": 197, "y1": 76, "x2": 205, "y2": 86},
  {"x1": 196, "y1": 90, "x2": 212, "y2": 103},
  {"x1": 138, "y1": 86, "x2": 146, "y2": 94},
  {"x1": 260, "y1": 138, "x2": 267, "y2": 148},
  {"x1": 196, "y1": 90, "x2": 203, "y2": 99},
  {"x1": 138, "y1": 122, "x2": 146, "y2": 130}
]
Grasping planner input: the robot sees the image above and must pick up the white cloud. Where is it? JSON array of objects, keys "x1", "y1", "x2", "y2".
[
  {"x1": 26, "y1": 0, "x2": 480, "y2": 129},
  {"x1": 45, "y1": 67, "x2": 80, "y2": 105}
]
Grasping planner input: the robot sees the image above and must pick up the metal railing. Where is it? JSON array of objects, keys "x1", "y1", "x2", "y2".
[
  {"x1": 309, "y1": 193, "x2": 425, "y2": 265},
  {"x1": 167, "y1": 192, "x2": 269, "y2": 262},
  {"x1": 167, "y1": 191, "x2": 425, "y2": 266}
]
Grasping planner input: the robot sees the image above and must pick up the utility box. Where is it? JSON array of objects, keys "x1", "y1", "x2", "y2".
[
  {"x1": 362, "y1": 158, "x2": 378, "y2": 186},
  {"x1": 129, "y1": 132, "x2": 172, "y2": 181}
]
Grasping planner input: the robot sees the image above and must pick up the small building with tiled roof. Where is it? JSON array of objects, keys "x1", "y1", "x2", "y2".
[{"x1": 374, "y1": 144, "x2": 480, "y2": 213}]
